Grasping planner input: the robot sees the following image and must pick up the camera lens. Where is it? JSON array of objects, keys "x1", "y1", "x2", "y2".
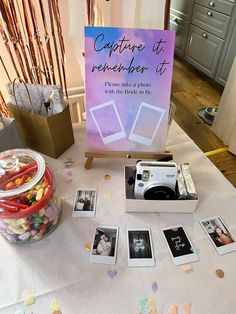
[{"x1": 144, "y1": 186, "x2": 176, "y2": 200}]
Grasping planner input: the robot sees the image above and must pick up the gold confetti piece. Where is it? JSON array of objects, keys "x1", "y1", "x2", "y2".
[
  {"x1": 24, "y1": 294, "x2": 35, "y2": 306},
  {"x1": 85, "y1": 242, "x2": 91, "y2": 250},
  {"x1": 104, "y1": 174, "x2": 111, "y2": 181},
  {"x1": 147, "y1": 298, "x2": 157, "y2": 312},
  {"x1": 50, "y1": 299, "x2": 60, "y2": 311},
  {"x1": 182, "y1": 302, "x2": 191, "y2": 314},
  {"x1": 168, "y1": 304, "x2": 178, "y2": 314},
  {"x1": 181, "y1": 264, "x2": 192, "y2": 272},
  {"x1": 103, "y1": 192, "x2": 111, "y2": 199},
  {"x1": 53, "y1": 311, "x2": 62, "y2": 314},
  {"x1": 215, "y1": 269, "x2": 224, "y2": 278}
]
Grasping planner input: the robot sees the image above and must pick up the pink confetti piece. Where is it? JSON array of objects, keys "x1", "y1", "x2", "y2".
[
  {"x1": 107, "y1": 269, "x2": 117, "y2": 279},
  {"x1": 66, "y1": 170, "x2": 73, "y2": 177},
  {"x1": 65, "y1": 178, "x2": 72, "y2": 184},
  {"x1": 180, "y1": 264, "x2": 192, "y2": 272},
  {"x1": 151, "y1": 281, "x2": 158, "y2": 292},
  {"x1": 168, "y1": 304, "x2": 178, "y2": 314},
  {"x1": 182, "y1": 302, "x2": 191, "y2": 314}
]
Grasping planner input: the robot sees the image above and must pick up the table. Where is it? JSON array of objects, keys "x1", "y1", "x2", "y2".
[{"x1": 1, "y1": 121, "x2": 236, "y2": 314}]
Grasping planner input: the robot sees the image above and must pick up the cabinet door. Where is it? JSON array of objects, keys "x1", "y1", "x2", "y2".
[
  {"x1": 169, "y1": 14, "x2": 189, "y2": 56},
  {"x1": 185, "y1": 25, "x2": 224, "y2": 78},
  {"x1": 216, "y1": 20, "x2": 236, "y2": 85},
  {"x1": 170, "y1": 0, "x2": 194, "y2": 21}
]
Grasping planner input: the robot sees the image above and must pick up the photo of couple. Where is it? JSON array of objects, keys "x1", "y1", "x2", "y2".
[
  {"x1": 92, "y1": 227, "x2": 117, "y2": 257},
  {"x1": 72, "y1": 189, "x2": 97, "y2": 218}
]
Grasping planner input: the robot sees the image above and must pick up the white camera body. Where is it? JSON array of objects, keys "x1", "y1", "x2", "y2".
[{"x1": 134, "y1": 160, "x2": 178, "y2": 200}]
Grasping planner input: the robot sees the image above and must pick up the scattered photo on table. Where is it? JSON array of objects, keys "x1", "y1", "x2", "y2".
[
  {"x1": 162, "y1": 225, "x2": 199, "y2": 266},
  {"x1": 127, "y1": 228, "x2": 155, "y2": 267},
  {"x1": 72, "y1": 188, "x2": 97, "y2": 218},
  {"x1": 89, "y1": 226, "x2": 119, "y2": 264},
  {"x1": 199, "y1": 216, "x2": 236, "y2": 255}
]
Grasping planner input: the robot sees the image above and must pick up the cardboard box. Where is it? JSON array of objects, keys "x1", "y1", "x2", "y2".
[{"x1": 124, "y1": 166, "x2": 198, "y2": 213}]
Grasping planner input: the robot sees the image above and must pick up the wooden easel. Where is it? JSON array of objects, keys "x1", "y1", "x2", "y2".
[{"x1": 84, "y1": 150, "x2": 172, "y2": 169}]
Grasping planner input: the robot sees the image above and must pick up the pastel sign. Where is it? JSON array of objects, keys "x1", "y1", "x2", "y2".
[{"x1": 85, "y1": 27, "x2": 175, "y2": 152}]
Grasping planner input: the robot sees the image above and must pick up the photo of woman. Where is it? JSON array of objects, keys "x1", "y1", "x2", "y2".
[
  {"x1": 200, "y1": 216, "x2": 236, "y2": 255},
  {"x1": 213, "y1": 226, "x2": 233, "y2": 247}
]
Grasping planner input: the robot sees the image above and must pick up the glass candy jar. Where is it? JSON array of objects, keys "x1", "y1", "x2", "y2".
[{"x1": 0, "y1": 149, "x2": 61, "y2": 244}]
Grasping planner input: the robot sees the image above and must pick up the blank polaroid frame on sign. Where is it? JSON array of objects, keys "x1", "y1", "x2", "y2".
[
  {"x1": 199, "y1": 216, "x2": 236, "y2": 255},
  {"x1": 161, "y1": 225, "x2": 199, "y2": 266},
  {"x1": 129, "y1": 102, "x2": 165, "y2": 146},
  {"x1": 90, "y1": 100, "x2": 126, "y2": 144}
]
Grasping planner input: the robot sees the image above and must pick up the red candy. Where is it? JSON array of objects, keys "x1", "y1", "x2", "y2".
[{"x1": 5, "y1": 181, "x2": 15, "y2": 190}]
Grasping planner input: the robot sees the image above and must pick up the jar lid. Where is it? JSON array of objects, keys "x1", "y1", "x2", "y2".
[{"x1": 0, "y1": 149, "x2": 45, "y2": 199}]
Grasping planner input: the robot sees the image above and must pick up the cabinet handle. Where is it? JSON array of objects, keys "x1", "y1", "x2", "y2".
[
  {"x1": 207, "y1": 11, "x2": 213, "y2": 17},
  {"x1": 173, "y1": 17, "x2": 179, "y2": 25},
  {"x1": 202, "y1": 32, "x2": 208, "y2": 39},
  {"x1": 209, "y1": 1, "x2": 215, "y2": 7}
]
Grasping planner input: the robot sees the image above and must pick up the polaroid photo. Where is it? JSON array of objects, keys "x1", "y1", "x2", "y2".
[
  {"x1": 199, "y1": 216, "x2": 236, "y2": 255},
  {"x1": 72, "y1": 188, "x2": 97, "y2": 218},
  {"x1": 162, "y1": 225, "x2": 199, "y2": 266},
  {"x1": 90, "y1": 100, "x2": 126, "y2": 144},
  {"x1": 127, "y1": 228, "x2": 155, "y2": 267},
  {"x1": 89, "y1": 226, "x2": 119, "y2": 265},
  {"x1": 129, "y1": 102, "x2": 165, "y2": 146}
]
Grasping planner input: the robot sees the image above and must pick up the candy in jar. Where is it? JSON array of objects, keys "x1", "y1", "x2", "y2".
[{"x1": 0, "y1": 149, "x2": 61, "y2": 244}]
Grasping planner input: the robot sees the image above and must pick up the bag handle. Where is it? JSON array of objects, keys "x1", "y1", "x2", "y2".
[{"x1": 12, "y1": 77, "x2": 34, "y2": 114}]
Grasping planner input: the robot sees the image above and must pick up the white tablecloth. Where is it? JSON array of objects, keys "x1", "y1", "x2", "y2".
[{"x1": 1, "y1": 121, "x2": 236, "y2": 314}]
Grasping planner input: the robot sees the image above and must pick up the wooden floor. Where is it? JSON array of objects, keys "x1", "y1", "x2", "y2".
[{"x1": 171, "y1": 57, "x2": 236, "y2": 188}]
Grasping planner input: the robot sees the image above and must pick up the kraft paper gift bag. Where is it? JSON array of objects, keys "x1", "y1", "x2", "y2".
[
  {"x1": 8, "y1": 78, "x2": 74, "y2": 158},
  {"x1": 0, "y1": 114, "x2": 26, "y2": 152}
]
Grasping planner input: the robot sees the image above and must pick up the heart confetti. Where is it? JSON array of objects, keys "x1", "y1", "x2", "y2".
[
  {"x1": 147, "y1": 298, "x2": 157, "y2": 312},
  {"x1": 107, "y1": 269, "x2": 117, "y2": 279},
  {"x1": 66, "y1": 170, "x2": 73, "y2": 177},
  {"x1": 182, "y1": 302, "x2": 191, "y2": 314},
  {"x1": 85, "y1": 242, "x2": 91, "y2": 251},
  {"x1": 168, "y1": 304, "x2": 178, "y2": 314},
  {"x1": 215, "y1": 269, "x2": 224, "y2": 278},
  {"x1": 151, "y1": 281, "x2": 158, "y2": 292},
  {"x1": 139, "y1": 298, "x2": 148, "y2": 313},
  {"x1": 180, "y1": 264, "x2": 192, "y2": 272},
  {"x1": 103, "y1": 192, "x2": 111, "y2": 199},
  {"x1": 104, "y1": 174, "x2": 111, "y2": 181},
  {"x1": 24, "y1": 293, "x2": 35, "y2": 306},
  {"x1": 50, "y1": 298, "x2": 61, "y2": 311}
]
